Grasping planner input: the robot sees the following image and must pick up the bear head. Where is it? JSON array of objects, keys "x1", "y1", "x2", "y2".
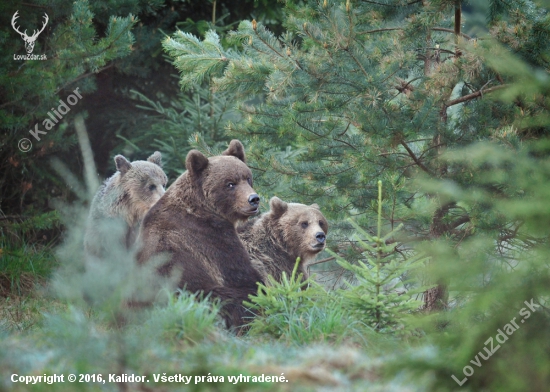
[
  {"x1": 185, "y1": 140, "x2": 260, "y2": 224},
  {"x1": 114, "y1": 151, "x2": 167, "y2": 224},
  {"x1": 269, "y1": 196, "x2": 329, "y2": 260}
]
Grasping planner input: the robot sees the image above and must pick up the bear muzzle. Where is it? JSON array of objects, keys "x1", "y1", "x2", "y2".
[
  {"x1": 315, "y1": 232, "x2": 326, "y2": 243},
  {"x1": 243, "y1": 193, "x2": 260, "y2": 215},
  {"x1": 311, "y1": 232, "x2": 326, "y2": 251}
]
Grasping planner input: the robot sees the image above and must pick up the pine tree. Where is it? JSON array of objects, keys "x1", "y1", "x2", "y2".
[
  {"x1": 0, "y1": 0, "x2": 138, "y2": 217},
  {"x1": 163, "y1": 3, "x2": 550, "y2": 388},
  {"x1": 163, "y1": 0, "x2": 550, "y2": 307},
  {"x1": 129, "y1": 84, "x2": 243, "y2": 179}
]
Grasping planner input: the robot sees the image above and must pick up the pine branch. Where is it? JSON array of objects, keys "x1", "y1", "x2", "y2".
[
  {"x1": 361, "y1": 0, "x2": 422, "y2": 6},
  {"x1": 344, "y1": 48, "x2": 369, "y2": 79},
  {"x1": 444, "y1": 85, "x2": 507, "y2": 108},
  {"x1": 308, "y1": 256, "x2": 336, "y2": 267},
  {"x1": 357, "y1": 27, "x2": 402, "y2": 35},
  {"x1": 252, "y1": 25, "x2": 302, "y2": 70},
  {"x1": 444, "y1": 215, "x2": 470, "y2": 232},
  {"x1": 400, "y1": 140, "x2": 434, "y2": 176},
  {"x1": 432, "y1": 27, "x2": 472, "y2": 40},
  {"x1": 358, "y1": 27, "x2": 472, "y2": 40}
]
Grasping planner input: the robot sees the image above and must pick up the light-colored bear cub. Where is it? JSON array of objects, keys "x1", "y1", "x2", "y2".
[{"x1": 84, "y1": 151, "x2": 167, "y2": 259}]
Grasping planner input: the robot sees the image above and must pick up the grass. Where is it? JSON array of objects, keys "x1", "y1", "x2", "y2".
[
  {"x1": 0, "y1": 219, "x2": 422, "y2": 391},
  {"x1": 0, "y1": 294, "x2": 66, "y2": 333},
  {"x1": 0, "y1": 269, "x2": 420, "y2": 391},
  {"x1": 0, "y1": 237, "x2": 60, "y2": 333},
  {"x1": 0, "y1": 295, "x2": 418, "y2": 392},
  {"x1": 0, "y1": 239, "x2": 57, "y2": 296}
]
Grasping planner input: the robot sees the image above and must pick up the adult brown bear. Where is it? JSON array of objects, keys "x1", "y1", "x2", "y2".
[
  {"x1": 137, "y1": 140, "x2": 263, "y2": 329},
  {"x1": 238, "y1": 197, "x2": 328, "y2": 284}
]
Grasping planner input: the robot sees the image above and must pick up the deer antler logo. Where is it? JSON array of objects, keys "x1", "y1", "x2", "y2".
[{"x1": 11, "y1": 11, "x2": 49, "y2": 54}]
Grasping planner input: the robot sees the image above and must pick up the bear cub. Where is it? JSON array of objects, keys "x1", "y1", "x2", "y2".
[
  {"x1": 84, "y1": 151, "x2": 167, "y2": 259},
  {"x1": 238, "y1": 196, "x2": 329, "y2": 284},
  {"x1": 137, "y1": 140, "x2": 264, "y2": 329}
]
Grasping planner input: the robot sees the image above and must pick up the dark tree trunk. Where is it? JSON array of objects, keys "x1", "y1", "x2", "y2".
[
  {"x1": 422, "y1": 202, "x2": 454, "y2": 311},
  {"x1": 423, "y1": 283, "x2": 448, "y2": 311}
]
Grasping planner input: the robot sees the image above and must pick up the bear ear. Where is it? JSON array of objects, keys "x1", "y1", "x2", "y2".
[
  {"x1": 114, "y1": 155, "x2": 132, "y2": 175},
  {"x1": 310, "y1": 203, "x2": 320, "y2": 210},
  {"x1": 222, "y1": 139, "x2": 246, "y2": 163},
  {"x1": 270, "y1": 196, "x2": 288, "y2": 218},
  {"x1": 147, "y1": 151, "x2": 162, "y2": 167},
  {"x1": 186, "y1": 150, "x2": 209, "y2": 177}
]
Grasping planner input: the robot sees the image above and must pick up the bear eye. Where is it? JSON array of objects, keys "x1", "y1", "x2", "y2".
[
  {"x1": 301, "y1": 221, "x2": 309, "y2": 229},
  {"x1": 319, "y1": 221, "x2": 324, "y2": 227},
  {"x1": 149, "y1": 184, "x2": 157, "y2": 191},
  {"x1": 227, "y1": 182, "x2": 236, "y2": 189},
  {"x1": 247, "y1": 177, "x2": 252, "y2": 186}
]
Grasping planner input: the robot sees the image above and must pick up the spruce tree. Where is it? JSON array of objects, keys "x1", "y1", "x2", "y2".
[{"x1": 329, "y1": 181, "x2": 425, "y2": 333}]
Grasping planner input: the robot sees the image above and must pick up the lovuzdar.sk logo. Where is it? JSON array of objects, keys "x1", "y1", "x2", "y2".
[{"x1": 12, "y1": 10, "x2": 48, "y2": 61}]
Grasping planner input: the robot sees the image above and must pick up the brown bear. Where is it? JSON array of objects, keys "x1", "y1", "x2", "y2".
[
  {"x1": 238, "y1": 197, "x2": 329, "y2": 284},
  {"x1": 84, "y1": 151, "x2": 167, "y2": 259},
  {"x1": 137, "y1": 140, "x2": 264, "y2": 329}
]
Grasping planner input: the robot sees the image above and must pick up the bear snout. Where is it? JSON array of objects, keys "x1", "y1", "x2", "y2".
[
  {"x1": 315, "y1": 232, "x2": 326, "y2": 244},
  {"x1": 248, "y1": 193, "x2": 260, "y2": 208}
]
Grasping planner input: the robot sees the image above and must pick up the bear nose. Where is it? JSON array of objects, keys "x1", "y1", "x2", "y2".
[
  {"x1": 315, "y1": 232, "x2": 326, "y2": 243},
  {"x1": 248, "y1": 193, "x2": 260, "y2": 208}
]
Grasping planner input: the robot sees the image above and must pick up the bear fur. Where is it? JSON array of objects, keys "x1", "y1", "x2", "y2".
[
  {"x1": 84, "y1": 151, "x2": 167, "y2": 258},
  {"x1": 137, "y1": 140, "x2": 264, "y2": 329},
  {"x1": 238, "y1": 197, "x2": 329, "y2": 284}
]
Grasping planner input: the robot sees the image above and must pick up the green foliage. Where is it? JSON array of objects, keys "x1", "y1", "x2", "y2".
[
  {"x1": 330, "y1": 181, "x2": 426, "y2": 333},
  {"x1": 0, "y1": 0, "x2": 138, "y2": 218},
  {"x1": 0, "y1": 197, "x2": 409, "y2": 391},
  {"x1": 0, "y1": 296, "x2": 65, "y2": 333},
  {"x1": 4, "y1": 211, "x2": 61, "y2": 234},
  {"x1": 163, "y1": 0, "x2": 550, "y2": 389},
  {"x1": 4, "y1": 1, "x2": 550, "y2": 390},
  {"x1": 0, "y1": 0, "x2": 287, "y2": 223},
  {"x1": 128, "y1": 83, "x2": 242, "y2": 178},
  {"x1": 387, "y1": 3, "x2": 550, "y2": 386},
  {"x1": 0, "y1": 212, "x2": 60, "y2": 295},
  {"x1": 164, "y1": 30, "x2": 239, "y2": 90},
  {"x1": 2, "y1": 0, "x2": 137, "y2": 124},
  {"x1": 143, "y1": 290, "x2": 221, "y2": 344},
  {"x1": 0, "y1": 242, "x2": 56, "y2": 293},
  {"x1": 161, "y1": 0, "x2": 549, "y2": 230},
  {"x1": 174, "y1": 0, "x2": 286, "y2": 38},
  {"x1": 388, "y1": 141, "x2": 550, "y2": 391},
  {"x1": 246, "y1": 258, "x2": 366, "y2": 344},
  {"x1": 247, "y1": 258, "x2": 309, "y2": 314}
]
